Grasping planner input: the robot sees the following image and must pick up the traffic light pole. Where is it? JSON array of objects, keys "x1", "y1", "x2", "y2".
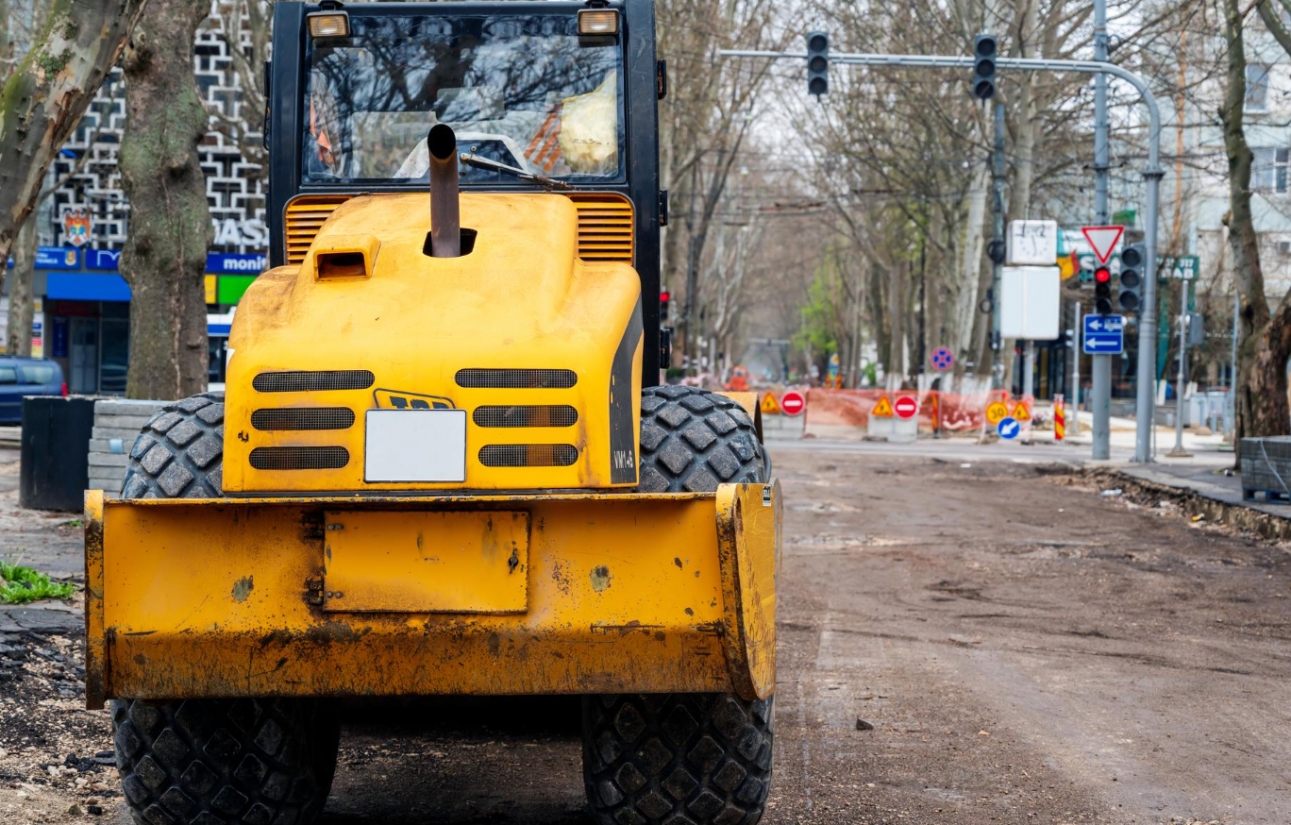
[
  {"x1": 719, "y1": 47, "x2": 1164, "y2": 462},
  {"x1": 991, "y1": 102, "x2": 1005, "y2": 388},
  {"x1": 1091, "y1": 0, "x2": 1112, "y2": 460}
]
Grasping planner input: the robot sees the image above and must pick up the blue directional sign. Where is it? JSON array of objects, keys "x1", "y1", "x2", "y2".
[
  {"x1": 1083, "y1": 314, "x2": 1124, "y2": 355},
  {"x1": 997, "y1": 417, "x2": 1021, "y2": 440}
]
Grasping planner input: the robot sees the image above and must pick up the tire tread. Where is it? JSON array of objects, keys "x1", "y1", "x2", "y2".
[{"x1": 119, "y1": 392, "x2": 224, "y2": 497}]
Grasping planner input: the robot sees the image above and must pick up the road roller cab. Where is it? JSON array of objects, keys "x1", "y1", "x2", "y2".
[{"x1": 85, "y1": 3, "x2": 781, "y2": 825}]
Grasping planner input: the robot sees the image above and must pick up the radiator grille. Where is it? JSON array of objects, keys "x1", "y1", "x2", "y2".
[
  {"x1": 569, "y1": 194, "x2": 634, "y2": 263},
  {"x1": 253, "y1": 370, "x2": 375, "y2": 392},
  {"x1": 251, "y1": 408, "x2": 356, "y2": 431},
  {"x1": 284, "y1": 194, "x2": 627, "y2": 266},
  {"x1": 284, "y1": 195, "x2": 351, "y2": 265},
  {"x1": 473, "y1": 405, "x2": 579, "y2": 428},
  {"x1": 455, "y1": 369, "x2": 577, "y2": 389},
  {"x1": 479, "y1": 444, "x2": 579, "y2": 467},
  {"x1": 249, "y1": 446, "x2": 350, "y2": 470}
]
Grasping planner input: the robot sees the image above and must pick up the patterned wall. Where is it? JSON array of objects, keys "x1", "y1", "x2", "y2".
[{"x1": 42, "y1": 3, "x2": 267, "y2": 255}]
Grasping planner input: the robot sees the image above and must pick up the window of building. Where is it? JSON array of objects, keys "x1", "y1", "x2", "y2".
[
  {"x1": 1252, "y1": 147, "x2": 1289, "y2": 192},
  {"x1": 1246, "y1": 64, "x2": 1271, "y2": 111}
]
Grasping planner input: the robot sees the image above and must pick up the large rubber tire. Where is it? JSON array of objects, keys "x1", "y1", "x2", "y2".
[
  {"x1": 120, "y1": 392, "x2": 225, "y2": 498},
  {"x1": 582, "y1": 693, "x2": 774, "y2": 825},
  {"x1": 636, "y1": 386, "x2": 765, "y2": 493},
  {"x1": 112, "y1": 698, "x2": 340, "y2": 825},
  {"x1": 584, "y1": 386, "x2": 773, "y2": 825},
  {"x1": 113, "y1": 393, "x2": 340, "y2": 825}
]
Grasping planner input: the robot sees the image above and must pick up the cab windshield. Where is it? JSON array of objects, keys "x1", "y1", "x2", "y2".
[{"x1": 303, "y1": 14, "x2": 624, "y2": 185}]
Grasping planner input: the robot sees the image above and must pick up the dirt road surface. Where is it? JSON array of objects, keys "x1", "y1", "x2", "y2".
[{"x1": 2, "y1": 443, "x2": 1289, "y2": 824}]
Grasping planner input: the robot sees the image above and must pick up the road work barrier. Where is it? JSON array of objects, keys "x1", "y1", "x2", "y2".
[{"x1": 803, "y1": 387, "x2": 996, "y2": 440}]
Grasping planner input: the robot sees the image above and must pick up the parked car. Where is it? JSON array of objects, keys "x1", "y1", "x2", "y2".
[{"x1": 0, "y1": 357, "x2": 67, "y2": 425}]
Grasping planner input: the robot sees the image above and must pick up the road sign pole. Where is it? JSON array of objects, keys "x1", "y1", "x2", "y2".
[
  {"x1": 1134, "y1": 171, "x2": 1163, "y2": 463},
  {"x1": 991, "y1": 103, "x2": 1006, "y2": 388},
  {"x1": 1069, "y1": 302, "x2": 1081, "y2": 436},
  {"x1": 1022, "y1": 340, "x2": 1034, "y2": 399},
  {"x1": 1169, "y1": 300, "x2": 1193, "y2": 457},
  {"x1": 1090, "y1": 0, "x2": 1112, "y2": 461},
  {"x1": 1091, "y1": 350, "x2": 1111, "y2": 459}
]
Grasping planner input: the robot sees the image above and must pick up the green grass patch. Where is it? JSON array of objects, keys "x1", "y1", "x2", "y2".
[{"x1": 0, "y1": 560, "x2": 76, "y2": 604}]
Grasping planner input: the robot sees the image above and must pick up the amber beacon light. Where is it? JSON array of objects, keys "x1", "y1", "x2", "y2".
[
  {"x1": 307, "y1": 10, "x2": 350, "y2": 38},
  {"x1": 578, "y1": 8, "x2": 619, "y2": 35}
]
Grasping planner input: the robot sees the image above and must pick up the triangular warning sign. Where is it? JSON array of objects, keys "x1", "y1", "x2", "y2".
[
  {"x1": 1012, "y1": 402, "x2": 1031, "y2": 422},
  {"x1": 760, "y1": 394, "x2": 781, "y2": 415},
  {"x1": 1081, "y1": 225, "x2": 1124, "y2": 264},
  {"x1": 872, "y1": 396, "x2": 895, "y2": 418}
]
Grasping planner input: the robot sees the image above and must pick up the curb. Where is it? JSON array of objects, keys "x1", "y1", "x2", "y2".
[{"x1": 1095, "y1": 467, "x2": 1291, "y2": 542}]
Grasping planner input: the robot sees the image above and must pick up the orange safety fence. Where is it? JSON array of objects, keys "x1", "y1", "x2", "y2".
[{"x1": 803, "y1": 388, "x2": 1004, "y2": 434}]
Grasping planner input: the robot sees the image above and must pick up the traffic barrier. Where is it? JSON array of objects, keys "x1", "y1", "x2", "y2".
[{"x1": 804, "y1": 387, "x2": 996, "y2": 439}]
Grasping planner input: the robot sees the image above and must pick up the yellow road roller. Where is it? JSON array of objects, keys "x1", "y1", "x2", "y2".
[{"x1": 85, "y1": 2, "x2": 780, "y2": 823}]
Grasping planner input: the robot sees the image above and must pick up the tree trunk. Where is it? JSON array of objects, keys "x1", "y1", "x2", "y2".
[
  {"x1": 5, "y1": 216, "x2": 35, "y2": 356},
  {"x1": 957, "y1": 162, "x2": 989, "y2": 370},
  {"x1": 0, "y1": 0, "x2": 148, "y2": 278},
  {"x1": 1221, "y1": 0, "x2": 1290, "y2": 444},
  {"x1": 119, "y1": 0, "x2": 211, "y2": 400},
  {"x1": 1008, "y1": 0, "x2": 1041, "y2": 221}
]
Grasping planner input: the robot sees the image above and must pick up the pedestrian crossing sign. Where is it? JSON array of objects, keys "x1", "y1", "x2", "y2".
[
  {"x1": 872, "y1": 396, "x2": 895, "y2": 418},
  {"x1": 1012, "y1": 401, "x2": 1031, "y2": 422},
  {"x1": 760, "y1": 393, "x2": 781, "y2": 415}
]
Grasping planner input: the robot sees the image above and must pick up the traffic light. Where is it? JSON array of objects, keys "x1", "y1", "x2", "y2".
[
  {"x1": 659, "y1": 290, "x2": 670, "y2": 321},
  {"x1": 1094, "y1": 266, "x2": 1113, "y2": 315},
  {"x1": 986, "y1": 238, "x2": 1006, "y2": 265},
  {"x1": 1118, "y1": 242, "x2": 1144, "y2": 314},
  {"x1": 807, "y1": 32, "x2": 828, "y2": 97},
  {"x1": 972, "y1": 34, "x2": 997, "y2": 100}
]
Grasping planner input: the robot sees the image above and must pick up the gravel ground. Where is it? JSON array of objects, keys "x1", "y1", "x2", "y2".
[{"x1": 0, "y1": 444, "x2": 1288, "y2": 824}]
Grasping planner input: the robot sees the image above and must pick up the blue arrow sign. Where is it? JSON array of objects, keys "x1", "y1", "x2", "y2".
[
  {"x1": 1083, "y1": 314, "x2": 1124, "y2": 355},
  {"x1": 997, "y1": 417, "x2": 1021, "y2": 440}
]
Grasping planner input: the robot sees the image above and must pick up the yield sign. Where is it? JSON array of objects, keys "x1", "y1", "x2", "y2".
[{"x1": 1081, "y1": 225, "x2": 1124, "y2": 264}]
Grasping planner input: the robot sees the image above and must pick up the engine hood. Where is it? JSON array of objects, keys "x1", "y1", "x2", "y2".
[{"x1": 222, "y1": 192, "x2": 643, "y2": 493}]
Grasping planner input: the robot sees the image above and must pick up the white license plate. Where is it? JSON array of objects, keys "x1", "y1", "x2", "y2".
[{"x1": 365, "y1": 409, "x2": 467, "y2": 482}]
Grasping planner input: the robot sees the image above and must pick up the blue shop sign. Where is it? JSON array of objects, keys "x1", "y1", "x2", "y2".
[
  {"x1": 86, "y1": 248, "x2": 124, "y2": 271},
  {"x1": 35, "y1": 247, "x2": 81, "y2": 270},
  {"x1": 206, "y1": 253, "x2": 267, "y2": 274}
]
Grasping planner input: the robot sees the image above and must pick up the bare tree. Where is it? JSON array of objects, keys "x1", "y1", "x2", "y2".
[
  {"x1": 656, "y1": 0, "x2": 788, "y2": 365},
  {"x1": 119, "y1": 0, "x2": 213, "y2": 399},
  {"x1": 0, "y1": 0, "x2": 148, "y2": 279},
  {"x1": 209, "y1": 0, "x2": 273, "y2": 169},
  {"x1": 1219, "y1": 0, "x2": 1291, "y2": 440}
]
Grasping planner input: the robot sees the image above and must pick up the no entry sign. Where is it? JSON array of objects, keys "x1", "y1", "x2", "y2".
[
  {"x1": 780, "y1": 390, "x2": 805, "y2": 416},
  {"x1": 894, "y1": 396, "x2": 918, "y2": 420}
]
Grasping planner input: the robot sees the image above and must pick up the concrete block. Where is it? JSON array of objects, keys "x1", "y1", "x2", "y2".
[
  {"x1": 94, "y1": 399, "x2": 167, "y2": 417},
  {"x1": 88, "y1": 452, "x2": 129, "y2": 468},
  {"x1": 93, "y1": 414, "x2": 154, "y2": 431},
  {"x1": 92, "y1": 426, "x2": 147, "y2": 442}
]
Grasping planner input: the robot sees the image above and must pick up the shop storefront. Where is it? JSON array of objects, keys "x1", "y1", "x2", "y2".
[{"x1": 7, "y1": 245, "x2": 263, "y2": 395}]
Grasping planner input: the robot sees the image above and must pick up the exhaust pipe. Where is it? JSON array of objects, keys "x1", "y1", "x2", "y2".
[{"x1": 427, "y1": 124, "x2": 460, "y2": 258}]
